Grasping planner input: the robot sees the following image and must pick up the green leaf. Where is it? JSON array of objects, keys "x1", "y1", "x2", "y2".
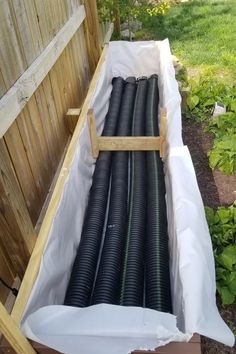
[
  {"x1": 209, "y1": 150, "x2": 221, "y2": 168},
  {"x1": 187, "y1": 95, "x2": 200, "y2": 110},
  {"x1": 204, "y1": 98, "x2": 215, "y2": 107},
  {"x1": 223, "y1": 245, "x2": 236, "y2": 259},
  {"x1": 217, "y1": 245, "x2": 236, "y2": 270},
  {"x1": 218, "y1": 286, "x2": 235, "y2": 305},
  {"x1": 217, "y1": 208, "x2": 231, "y2": 224},
  {"x1": 216, "y1": 267, "x2": 228, "y2": 281}
]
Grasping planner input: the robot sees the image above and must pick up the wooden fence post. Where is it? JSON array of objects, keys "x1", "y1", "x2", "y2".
[
  {"x1": 0, "y1": 139, "x2": 36, "y2": 279},
  {"x1": 83, "y1": 0, "x2": 102, "y2": 73}
]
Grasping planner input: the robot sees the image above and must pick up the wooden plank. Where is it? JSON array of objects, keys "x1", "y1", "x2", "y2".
[
  {"x1": 62, "y1": 46, "x2": 78, "y2": 107},
  {"x1": 0, "y1": 5, "x2": 86, "y2": 138},
  {"x1": 47, "y1": 1, "x2": 62, "y2": 38},
  {"x1": 11, "y1": 45, "x2": 108, "y2": 324},
  {"x1": 48, "y1": 61, "x2": 69, "y2": 148},
  {"x1": 88, "y1": 109, "x2": 99, "y2": 158},
  {"x1": 4, "y1": 121, "x2": 41, "y2": 225},
  {"x1": 9, "y1": 0, "x2": 37, "y2": 66},
  {"x1": 0, "y1": 247, "x2": 15, "y2": 303},
  {"x1": 98, "y1": 137, "x2": 161, "y2": 152},
  {"x1": 22, "y1": 0, "x2": 44, "y2": 55},
  {"x1": 56, "y1": 0, "x2": 68, "y2": 28},
  {"x1": 3, "y1": 277, "x2": 20, "y2": 314},
  {"x1": 33, "y1": 0, "x2": 51, "y2": 47},
  {"x1": 17, "y1": 98, "x2": 51, "y2": 206},
  {"x1": 0, "y1": 0, "x2": 26, "y2": 90},
  {"x1": 0, "y1": 70, "x2": 7, "y2": 99},
  {"x1": 66, "y1": 108, "x2": 81, "y2": 134},
  {"x1": 67, "y1": 40, "x2": 83, "y2": 107},
  {"x1": 72, "y1": 27, "x2": 90, "y2": 95},
  {"x1": 0, "y1": 139, "x2": 36, "y2": 278},
  {"x1": 103, "y1": 23, "x2": 114, "y2": 46},
  {"x1": 88, "y1": 110, "x2": 162, "y2": 157},
  {"x1": 0, "y1": 302, "x2": 36, "y2": 354},
  {"x1": 34, "y1": 86, "x2": 57, "y2": 173},
  {"x1": 35, "y1": 137, "x2": 71, "y2": 235},
  {"x1": 0, "y1": 238, "x2": 15, "y2": 280},
  {"x1": 67, "y1": 108, "x2": 81, "y2": 116},
  {"x1": 160, "y1": 108, "x2": 167, "y2": 158},
  {"x1": 41, "y1": 76, "x2": 62, "y2": 157},
  {"x1": 83, "y1": 0, "x2": 102, "y2": 73}
]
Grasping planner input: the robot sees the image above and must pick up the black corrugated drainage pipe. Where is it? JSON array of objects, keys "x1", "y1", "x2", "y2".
[
  {"x1": 120, "y1": 77, "x2": 147, "y2": 307},
  {"x1": 64, "y1": 77, "x2": 125, "y2": 307},
  {"x1": 92, "y1": 77, "x2": 137, "y2": 305},
  {"x1": 145, "y1": 74, "x2": 172, "y2": 313}
]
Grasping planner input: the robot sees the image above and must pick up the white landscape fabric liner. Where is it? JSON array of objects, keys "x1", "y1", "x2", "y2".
[{"x1": 22, "y1": 40, "x2": 234, "y2": 353}]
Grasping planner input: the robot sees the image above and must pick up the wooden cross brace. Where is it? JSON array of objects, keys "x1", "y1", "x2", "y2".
[{"x1": 88, "y1": 108, "x2": 167, "y2": 159}]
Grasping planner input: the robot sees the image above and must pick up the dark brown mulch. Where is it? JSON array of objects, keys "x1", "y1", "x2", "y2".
[
  {"x1": 182, "y1": 118, "x2": 236, "y2": 207},
  {"x1": 182, "y1": 117, "x2": 236, "y2": 354}
]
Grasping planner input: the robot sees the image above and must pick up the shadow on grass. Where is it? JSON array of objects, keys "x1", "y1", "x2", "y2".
[{"x1": 143, "y1": 0, "x2": 233, "y2": 42}]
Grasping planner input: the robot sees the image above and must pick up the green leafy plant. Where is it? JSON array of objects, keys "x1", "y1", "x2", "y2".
[
  {"x1": 207, "y1": 112, "x2": 236, "y2": 175},
  {"x1": 205, "y1": 203, "x2": 236, "y2": 305},
  {"x1": 97, "y1": 0, "x2": 171, "y2": 36},
  {"x1": 186, "y1": 76, "x2": 236, "y2": 121},
  {"x1": 185, "y1": 75, "x2": 236, "y2": 175}
]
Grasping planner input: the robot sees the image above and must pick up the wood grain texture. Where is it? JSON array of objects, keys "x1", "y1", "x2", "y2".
[
  {"x1": 22, "y1": 0, "x2": 44, "y2": 54},
  {"x1": 88, "y1": 109, "x2": 99, "y2": 158},
  {"x1": 0, "y1": 0, "x2": 104, "y2": 315},
  {"x1": 11, "y1": 45, "x2": 108, "y2": 325},
  {"x1": 0, "y1": 302, "x2": 36, "y2": 354},
  {"x1": 0, "y1": 244, "x2": 15, "y2": 303},
  {"x1": 9, "y1": 0, "x2": 37, "y2": 66},
  {"x1": 0, "y1": 0, "x2": 26, "y2": 91},
  {"x1": 160, "y1": 108, "x2": 167, "y2": 158},
  {"x1": 0, "y1": 5, "x2": 86, "y2": 138},
  {"x1": 0, "y1": 139, "x2": 36, "y2": 278},
  {"x1": 66, "y1": 109, "x2": 81, "y2": 134},
  {"x1": 98, "y1": 136, "x2": 161, "y2": 152},
  {"x1": 84, "y1": 0, "x2": 102, "y2": 73},
  {"x1": 4, "y1": 122, "x2": 41, "y2": 225},
  {"x1": 17, "y1": 98, "x2": 51, "y2": 207}
]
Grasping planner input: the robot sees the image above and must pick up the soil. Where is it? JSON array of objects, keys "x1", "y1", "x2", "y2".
[
  {"x1": 182, "y1": 117, "x2": 236, "y2": 353},
  {"x1": 182, "y1": 118, "x2": 236, "y2": 207}
]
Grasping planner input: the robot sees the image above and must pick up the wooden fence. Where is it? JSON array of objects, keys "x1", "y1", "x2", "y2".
[{"x1": 0, "y1": 0, "x2": 112, "y2": 303}]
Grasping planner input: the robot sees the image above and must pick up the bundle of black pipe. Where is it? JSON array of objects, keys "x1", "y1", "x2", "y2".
[
  {"x1": 64, "y1": 77, "x2": 125, "y2": 307},
  {"x1": 120, "y1": 77, "x2": 147, "y2": 307},
  {"x1": 92, "y1": 77, "x2": 137, "y2": 305},
  {"x1": 145, "y1": 74, "x2": 172, "y2": 313},
  {"x1": 65, "y1": 74, "x2": 172, "y2": 313}
]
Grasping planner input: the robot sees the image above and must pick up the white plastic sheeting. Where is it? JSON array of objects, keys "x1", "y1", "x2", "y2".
[{"x1": 21, "y1": 40, "x2": 235, "y2": 353}]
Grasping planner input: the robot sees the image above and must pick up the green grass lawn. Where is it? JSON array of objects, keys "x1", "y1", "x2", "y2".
[{"x1": 140, "y1": 0, "x2": 236, "y2": 81}]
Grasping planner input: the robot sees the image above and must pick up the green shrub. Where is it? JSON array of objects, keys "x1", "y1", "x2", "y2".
[
  {"x1": 207, "y1": 112, "x2": 236, "y2": 175},
  {"x1": 186, "y1": 76, "x2": 236, "y2": 121},
  {"x1": 97, "y1": 0, "x2": 171, "y2": 30},
  {"x1": 205, "y1": 203, "x2": 236, "y2": 305}
]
